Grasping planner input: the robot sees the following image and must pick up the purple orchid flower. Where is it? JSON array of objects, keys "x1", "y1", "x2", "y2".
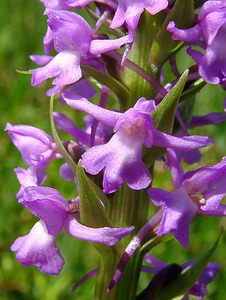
[
  {"x1": 11, "y1": 220, "x2": 65, "y2": 275},
  {"x1": 143, "y1": 254, "x2": 219, "y2": 300},
  {"x1": 39, "y1": 0, "x2": 71, "y2": 53},
  {"x1": 63, "y1": 94, "x2": 212, "y2": 193},
  {"x1": 30, "y1": 53, "x2": 96, "y2": 98},
  {"x1": 66, "y1": 0, "x2": 168, "y2": 33},
  {"x1": 167, "y1": 1, "x2": 226, "y2": 85},
  {"x1": 5, "y1": 123, "x2": 59, "y2": 168},
  {"x1": 149, "y1": 151, "x2": 226, "y2": 247},
  {"x1": 31, "y1": 9, "x2": 132, "y2": 92},
  {"x1": 11, "y1": 185, "x2": 134, "y2": 275}
]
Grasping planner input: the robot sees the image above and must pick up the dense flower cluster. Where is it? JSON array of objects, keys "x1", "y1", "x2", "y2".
[
  {"x1": 7, "y1": 0, "x2": 226, "y2": 298},
  {"x1": 168, "y1": 1, "x2": 226, "y2": 86}
]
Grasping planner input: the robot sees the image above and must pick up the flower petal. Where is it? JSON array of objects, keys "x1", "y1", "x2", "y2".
[
  {"x1": 90, "y1": 34, "x2": 133, "y2": 56},
  {"x1": 31, "y1": 50, "x2": 82, "y2": 86},
  {"x1": 149, "y1": 188, "x2": 197, "y2": 247},
  {"x1": 11, "y1": 221, "x2": 64, "y2": 275},
  {"x1": 64, "y1": 215, "x2": 134, "y2": 246},
  {"x1": 5, "y1": 123, "x2": 54, "y2": 167},
  {"x1": 63, "y1": 91, "x2": 122, "y2": 127},
  {"x1": 22, "y1": 186, "x2": 69, "y2": 236},
  {"x1": 153, "y1": 130, "x2": 212, "y2": 151}
]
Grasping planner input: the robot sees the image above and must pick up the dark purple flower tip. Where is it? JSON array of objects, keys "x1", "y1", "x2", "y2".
[
  {"x1": 143, "y1": 255, "x2": 219, "y2": 299},
  {"x1": 66, "y1": 79, "x2": 96, "y2": 99},
  {"x1": 11, "y1": 221, "x2": 64, "y2": 275},
  {"x1": 189, "y1": 112, "x2": 226, "y2": 128}
]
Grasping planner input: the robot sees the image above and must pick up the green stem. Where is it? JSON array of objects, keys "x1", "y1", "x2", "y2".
[
  {"x1": 93, "y1": 12, "x2": 164, "y2": 300},
  {"x1": 95, "y1": 186, "x2": 149, "y2": 300},
  {"x1": 94, "y1": 251, "x2": 119, "y2": 300},
  {"x1": 124, "y1": 11, "x2": 164, "y2": 103}
]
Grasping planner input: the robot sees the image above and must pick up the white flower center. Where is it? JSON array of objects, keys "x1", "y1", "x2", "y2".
[{"x1": 190, "y1": 192, "x2": 206, "y2": 205}]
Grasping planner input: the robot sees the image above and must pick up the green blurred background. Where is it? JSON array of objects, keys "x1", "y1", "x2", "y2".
[{"x1": 0, "y1": 1, "x2": 226, "y2": 299}]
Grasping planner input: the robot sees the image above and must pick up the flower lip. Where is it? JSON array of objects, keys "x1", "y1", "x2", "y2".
[{"x1": 114, "y1": 112, "x2": 151, "y2": 138}]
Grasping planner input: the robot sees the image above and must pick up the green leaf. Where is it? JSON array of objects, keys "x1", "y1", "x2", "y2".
[
  {"x1": 76, "y1": 161, "x2": 112, "y2": 228},
  {"x1": 149, "y1": 0, "x2": 194, "y2": 68},
  {"x1": 124, "y1": 11, "x2": 165, "y2": 102},
  {"x1": 156, "y1": 232, "x2": 221, "y2": 300},
  {"x1": 173, "y1": 95, "x2": 196, "y2": 132},
  {"x1": 181, "y1": 78, "x2": 205, "y2": 100},
  {"x1": 173, "y1": 78, "x2": 206, "y2": 132},
  {"x1": 194, "y1": 0, "x2": 206, "y2": 9},
  {"x1": 81, "y1": 65, "x2": 130, "y2": 111},
  {"x1": 140, "y1": 235, "x2": 172, "y2": 257},
  {"x1": 16, "y1": 69, "x2": 32, "y2": 75},
  {"x1": 152, "y1": 70, "x2": 189, "y2": 132},
  {"x1": 76, "y1": 161, "x2": 123, "y2": 295},
  {"x1": 50, "y1": 96, "x2": 77, "y2": 176},
  {"x1": 144, "y1": 70, "x2": 189, "y2": 166}
]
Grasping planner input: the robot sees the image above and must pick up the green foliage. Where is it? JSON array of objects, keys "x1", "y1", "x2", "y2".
[
  {"x1": 157, "y1": 233, "x2": 221, "y2": 299},
  {"x1": 82, "y1": 65, "x2": 130, "y2": 110},
  {"x1": 152, "y1": 70, "x2": 189, "y2": 132},
  {"x1": 144, "y1": 70, "x2": 188, "y2": 166},
  {"x1": 76, "y1": 162, "x2": 111, "y2": 228},
  {"x1": 150, "y1": 0, "x2": 194, "y2": 68}
]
